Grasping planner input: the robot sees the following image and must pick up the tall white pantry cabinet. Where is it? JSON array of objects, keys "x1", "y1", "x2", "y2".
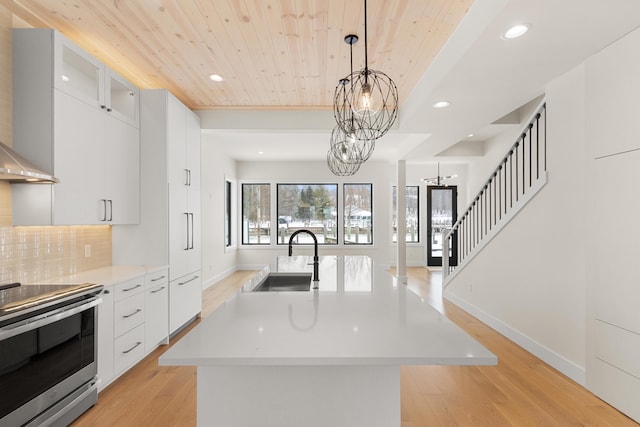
[{"x1": 113, "y1": 89, "x2": 202, "y2": 335}]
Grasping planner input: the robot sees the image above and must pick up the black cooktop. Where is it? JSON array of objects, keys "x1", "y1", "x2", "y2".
[{"x1": 0, "y1": 282, "x2": 103, "y2": 317}]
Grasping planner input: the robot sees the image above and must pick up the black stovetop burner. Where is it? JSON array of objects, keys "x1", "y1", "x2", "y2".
[{"x1": 0, "y1": 282, "x2": 103, "y2": 318}]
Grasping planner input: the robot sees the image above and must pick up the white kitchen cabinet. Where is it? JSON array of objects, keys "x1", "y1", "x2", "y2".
[
  {"x1": 97, "y1": 286, "x2": 115, "y2": 391},
  {"x1": 168, "y1": 184, "x2": 201, "y2": 280},
  {"x1": 169, "y1": 272, "x2": 202, "y2": 334},
  {"x1": 145, "y1": 268, "x2": 169, "y2": 351},
  {"x1": 113, "y1": 89, "x2": 202, "y2": 335},
  {"x1": 11, "y1": 28, "x2": 140, "y2": 226},
  {"x1": 114, "y1": 324, "x2": 146, "y2": 376},
  {"x1": 96, "y1": 274, "x2": 147, "y2": 390},
  {"x1": 112, "y1": 275, "x2": 146, "y2": 376},
  {"x1": 55, "y1": 31, "x2": 139, "y2": 127}
]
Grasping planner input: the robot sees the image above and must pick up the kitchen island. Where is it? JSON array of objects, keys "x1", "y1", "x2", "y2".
[{"x1": 159, "y1": 256, "x2": 496, "y2": 426}]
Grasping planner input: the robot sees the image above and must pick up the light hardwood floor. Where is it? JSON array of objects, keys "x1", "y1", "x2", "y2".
[{"x1": 72, "y1": 268, "x2": 638, "y2": 427}]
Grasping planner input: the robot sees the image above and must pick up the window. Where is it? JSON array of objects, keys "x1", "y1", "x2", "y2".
[
  {"x1": 242, "y1": 184, "x2": 271, "y2": 245},
  {"x1": 343, "y1": 183, "x2": 373, "y2": 245},
  {"x1": 225, "y1": 180, "x2": 232, "y2": 247},
  {"x1": 276, "y1": 184, "x2": 338, "y2": 245},
  {"x1": 392, "y1": 186, "x2": 419, "y2": 243}
]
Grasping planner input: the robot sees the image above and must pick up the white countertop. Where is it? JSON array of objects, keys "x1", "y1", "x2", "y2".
[
  {"x1": 160, "y1": 256, "x2": 496, "y2": 367},
  {"x1": 42, "y1": 264, "x2": 168, "y2": 287}
]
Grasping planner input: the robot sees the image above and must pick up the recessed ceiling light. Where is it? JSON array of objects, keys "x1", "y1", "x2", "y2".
[
  {"x1": 467, "y1": 133, "x2": 474, "y2": 138},
  {"x1": 432, "y1": 101, "x2": 450, "y2": 109},
  {"x1": 501, "y1": 23, "x2": 530, "y2": 40},
  {"x1": 209, "y1": 74, "x2": 224, "y2": 82},
  {"x1": 258, "y1": 151, "x2": 264, "y2": 155}
]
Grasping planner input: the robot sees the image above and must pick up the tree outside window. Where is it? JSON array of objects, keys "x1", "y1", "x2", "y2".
[
  {"x1": 276, "y1": 184, "x2": 338, "y2": 245},
  {"x1": 242, "y1": 184, "x2": 271, "y2": 244},
  {"x1": 344, "y1": 184, "x2": 373, "y2": 245}
]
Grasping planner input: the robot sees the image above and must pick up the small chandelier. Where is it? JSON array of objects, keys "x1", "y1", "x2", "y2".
[{"x1": 333, "y1": 0, "x2": 398, "y2": 141}]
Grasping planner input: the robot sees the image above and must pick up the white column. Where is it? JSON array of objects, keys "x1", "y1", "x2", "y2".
[{"x1": 396, "y1": 160, "x2": 407, "y2": 284}]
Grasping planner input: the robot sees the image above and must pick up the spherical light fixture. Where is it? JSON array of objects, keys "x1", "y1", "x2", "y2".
[
  {"x1": 327, "y1": 148, "x2": 361, "y2": 176},
  {"x1": 329, "y1": 124, "x2": 375, "y2": 165},
  {"x1": 333, "y1": 0, "x2": 398, "y2": 142}
]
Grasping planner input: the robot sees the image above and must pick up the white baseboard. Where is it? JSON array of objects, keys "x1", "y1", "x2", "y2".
[
  {"x1": 202, "y1": 264, "x2": 268, "y2": 290},
  {"x1": 202, "y1": 266, "x2": 238, "y2": 290},
  {"x1": 444, "y1": 291, "x2": 586, "y2": 386}
]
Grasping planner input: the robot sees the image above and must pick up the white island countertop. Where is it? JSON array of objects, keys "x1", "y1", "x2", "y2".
[{"x1": 160, "y1": 256, "x2": 496, "y2": 367}]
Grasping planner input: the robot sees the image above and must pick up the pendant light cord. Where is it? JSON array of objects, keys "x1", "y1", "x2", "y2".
[
  {"x1": 349, "y1": 38, "x2": 355, "y2": 130},
  {"x1": 364, "y1": 0, "x2": 369, "y2": 74}
]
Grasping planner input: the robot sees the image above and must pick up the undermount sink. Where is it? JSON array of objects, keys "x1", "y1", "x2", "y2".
[{"x1": 252, "y1": 272, "x2": 312, "y2": 292}]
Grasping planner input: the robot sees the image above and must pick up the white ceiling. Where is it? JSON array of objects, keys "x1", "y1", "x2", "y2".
[{"x1": 200, "y1": 0, "x2": 640, "y2": 163}]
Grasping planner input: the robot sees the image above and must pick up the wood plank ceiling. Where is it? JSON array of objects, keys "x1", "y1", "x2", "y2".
[{"x1": 9, "y1": 0, "x2": 473, "y2": 111}]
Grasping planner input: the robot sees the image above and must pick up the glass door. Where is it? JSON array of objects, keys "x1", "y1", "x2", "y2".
[{"x1": 427, "y1": 186, "x2": 458, "y2": 266}]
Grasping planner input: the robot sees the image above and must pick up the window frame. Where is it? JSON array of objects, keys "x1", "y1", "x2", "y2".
[
  {"x1": 241, "y1": 183, "x2": 272, "y2": 245},
  {"x1": 392, "y1": 185, "x2": 420, "y2": 244},
  {"x1": 275, "y1": 183, "x2": 339, "y2": 246},
  {"x1": 343, "y1": 183, "x2": 373, "y2": 245},
  {"x1": 225, "y1": 179, "x2": 232, "y2": 247}
]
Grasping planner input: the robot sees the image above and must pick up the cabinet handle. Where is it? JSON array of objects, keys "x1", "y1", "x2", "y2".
[
  {"x1": 103, "y1": 290, "x2": 110, "y2": 295},
  {"x1": 101, "y1": 105, "x2": 106, "y2": 109},
  {"x1": 187, "y1": 169, "x2": 191, "y2": 186},
  {"x1": 122, "y1": 341, "x2": 142, "y2": 354},
  {"x1": 122, "y1": 308, "x2": 142, "y2": 319},
  {"x1": 122, "y1": 283, "x2": 142, "y2": 292},
  {"x1": 184, "y1": 213, "x2": 190, "y2": 250},
  {"x1": 184, "y1": 168, "x2": 189, "y2": 186},
  {"x1": 108, "y1": 199, "x2": 113, "y2": 221},
  {"x1": 178, "y1": 275, "x2": 199, "y2": 286},
  {"x1": 107, "y1": 107, "x2": 112, "y2": 112},
  {"x1": 150, "y1": 275, "x2": 166, "y2": 282},
  {"x1": 189, "y1": 213, "x2": 195, "y2": 250},
  {"x1": 151, "y1": 286, "x2": 166, "y2": 294},
  {"x1": 100, "y1": 199, "x2": 107, "y2": 221}
]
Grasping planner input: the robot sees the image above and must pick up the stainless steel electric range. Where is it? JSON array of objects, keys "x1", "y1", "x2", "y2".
[{"x1": 0, "y1": 281, "x2": 103, "y2": 427}]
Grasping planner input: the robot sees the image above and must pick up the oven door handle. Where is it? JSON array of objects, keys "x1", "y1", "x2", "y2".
[{"x1": 0, "y1": 297, "x2": 102, "y2": 341}]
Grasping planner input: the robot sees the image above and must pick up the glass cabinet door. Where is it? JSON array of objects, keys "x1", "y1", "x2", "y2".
[
  {"x1": 56, "y1": 36, "x2": 104, "y2": 108},
  {"x1": 106, "y1": 68, "x2": 139, "y2": 127}
]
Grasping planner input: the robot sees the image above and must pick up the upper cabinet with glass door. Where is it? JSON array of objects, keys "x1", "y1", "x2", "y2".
[{"x1": 54, "y1": 33, "x2": 139, "y2": 128}]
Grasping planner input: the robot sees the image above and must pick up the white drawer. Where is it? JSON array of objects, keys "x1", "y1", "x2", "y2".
[
  {"x1": 114, "y1": 291, "x2": 145, "y2": 337},
  {"x1": 114, "y1": 276, "x2": 145, "y2": 301},
  {"x1": 114, "y1": 324, "x2": 145, "y2": 375},
  {"x1": 145, "y1": 269, "x2": 169, "y2": 290}
]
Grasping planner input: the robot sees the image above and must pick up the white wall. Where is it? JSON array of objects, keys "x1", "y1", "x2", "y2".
[
  {"x1": 200, "y1": 143, "x2": 238, "y2": 288},
  {"x1": 584, "y1": 26, "x2": 640, "y2": 422},
  {"x1": 445, "y1": 66, "x2": 589, "y2": 385}
]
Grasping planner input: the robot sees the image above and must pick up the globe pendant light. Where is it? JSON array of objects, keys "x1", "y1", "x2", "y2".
[
  {"x1": 333, "y1": 0, "x2": 398, "y2": 141},
  {"x1": 327, "y1": 147, "x2": 361, "y2": 176},
  {"x1": 330, "y1": 77, "x2": 375, "y2": 165}
]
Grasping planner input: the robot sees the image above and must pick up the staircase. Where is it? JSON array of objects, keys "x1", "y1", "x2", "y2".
[{"x1": 443, "y1": 101, "x2": 547, "y2": 286}]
